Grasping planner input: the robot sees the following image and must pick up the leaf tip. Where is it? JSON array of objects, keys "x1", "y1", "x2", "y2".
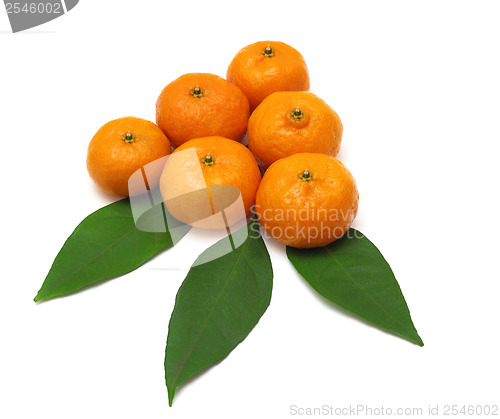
[
  {"x1": 416, "y1": 335, "x2": 424, "y2": 347},
  {"x1": 167, "y1": 388, "x2": 175, "y2": 407}
]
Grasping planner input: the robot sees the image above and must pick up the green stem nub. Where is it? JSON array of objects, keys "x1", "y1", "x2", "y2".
[
  {"x1": 191, "y1": 86, "x2": 203, "y2": 98},
  {"x1": 291, "y1": 108, "x2": 304, "y2": 119},
  {"x1": 299, "y1": 170, "x2": 312, "y2": 181},
  {"x1": 202, "y1": 154, "x2": 214, "y2": 166},
  {"x1": 262, "y1": 46, "x2": 274, "y2": 57},
  {"x1": 123, "y1": 132, "x2": 134, "y2": 143}
]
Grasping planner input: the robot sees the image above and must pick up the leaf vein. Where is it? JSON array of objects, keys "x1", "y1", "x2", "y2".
[
  {"x1": 169, "y1": 233, "x2": 252, "y2": 386},
  {"x1": 324, "y1": 246, "x2": 416, "y2": 337}
]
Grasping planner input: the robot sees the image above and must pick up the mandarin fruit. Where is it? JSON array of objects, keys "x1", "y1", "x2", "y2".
[
  {"x1": 227, "y1": 41, "x2": 310, "y2": 111},
  {"x1": 87, "y1": 117, "x2": 171, "y2": 197},
  {"x1": 256, "y1": 153, "x2": 358, "y2": 248},
  {"x1": 156, "y1": 73, "x2": 249, "y2": 148},
  {"x1": 248, "y1": 91, "x2": 343, "y2": 168},
  {"x1": 159, "y1": 136, "x2": 261, "y2": 229}
]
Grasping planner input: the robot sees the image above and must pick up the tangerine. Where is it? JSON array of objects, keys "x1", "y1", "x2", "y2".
[
  {"x1": 227, "y1": 41, "x2": 310, "y2": 111},
  {"x1": 247, "y1": 91, "x2": 343, "y2": 168},
  {"x1": 160, "y1": 136, "x2": 261, "y2": 229},
  {"x1": 156, "y1": 73, "x2": 249, "y2": 148},
  {"x1": 87, "y1": 117, "x2": 171, "y2": 197},
  {"x1": 256, "y1": 153, "x2": 358, "y2": 248}
]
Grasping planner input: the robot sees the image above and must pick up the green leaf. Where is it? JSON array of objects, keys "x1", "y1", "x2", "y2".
[
  {"x1": 286, "y1": 228, "x2": 423, "y2": 346},
  {"x1": 34, "y1": 198, "x2": 190, "y2": 302},
  {"x1": 165, "y1": 218, "x2": 273, "y2": 406}
]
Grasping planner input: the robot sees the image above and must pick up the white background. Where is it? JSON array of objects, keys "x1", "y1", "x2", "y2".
[{"x1": 1, "y1": 1, "x2": 499, "y2": 418}]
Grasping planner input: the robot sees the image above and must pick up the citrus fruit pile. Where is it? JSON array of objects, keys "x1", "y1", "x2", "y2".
[
  {"x1": 86, "y1": 40, "x2": 358, "y2": 249},
  {"x1": 38, "y1": 40, "x2": 423, "y2": 410}
]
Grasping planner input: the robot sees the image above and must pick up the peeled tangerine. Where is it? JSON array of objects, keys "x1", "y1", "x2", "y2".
[
  {"x1": 159, "y1": 136, "x2": 261, "y2": 230},
  {"x1": 256, "y1": 153, "x2": 359, "y2": 248}
]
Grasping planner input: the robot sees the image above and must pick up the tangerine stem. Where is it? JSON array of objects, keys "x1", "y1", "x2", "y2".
[
  {"x1": 191, "y1": 86, "x2": 203, "y2": 98},
  {"x1": 299, "y1": 170, "x2": 312, "y2": 181},
  {"x1": 202, "y1": 155, "x2": 214, "y2": 166},
  {"x1": 123, "y1": 132, "x2": 134, "y2": 143},
  {"x1": 262, "y1": 46, "x2": 274, "y2": 57},
  {"x1": 291, "y1": 108, "x2": 304, "y2": 119}
]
